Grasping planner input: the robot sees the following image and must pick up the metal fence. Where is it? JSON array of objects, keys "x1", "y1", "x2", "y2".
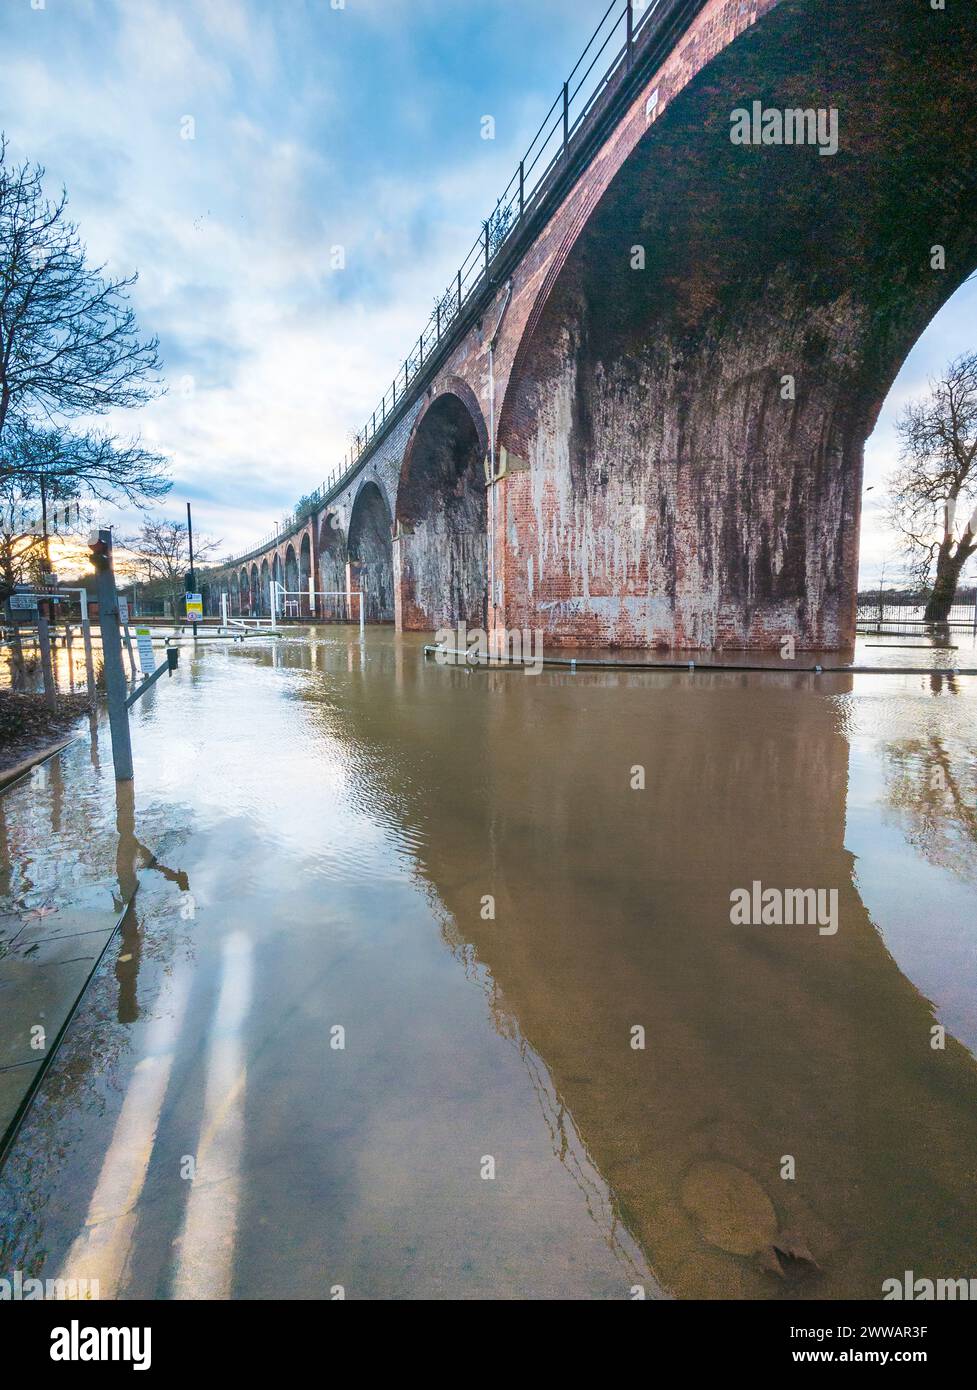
[
  {"x1": 856, "y1": 596, "x2": 977, "y2": 635},
  {"x1": 221, "y1": 0, "x2": 685, "y2": 569}
]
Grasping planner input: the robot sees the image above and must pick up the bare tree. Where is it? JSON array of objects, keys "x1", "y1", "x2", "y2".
[
  {"x1": 1, "y1": 416, "x2": 168, "y2": 504},
  {"x1": 0, "y1": 474, "x2": 47, "y2": 592},
  {"x1": 0, "y1": 135, "x2": 161, "y2": 444},
  {"x1": 126, "y1": 518, "x2": 222, "y2": 609},
  {"x1": 0, "y1": 474, "x2": 50, "y2": 687},
  {"x1": 0, "y1": 420, "x2": 169, "y2": 612},
  {"x1": 886, "y1": 352, "x2": 977, "y2": 621}
]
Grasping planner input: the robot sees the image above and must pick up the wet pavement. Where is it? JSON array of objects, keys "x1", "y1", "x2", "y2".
[{"x1": 0, "y1": 627, "x2": 975, "y2": 1299}]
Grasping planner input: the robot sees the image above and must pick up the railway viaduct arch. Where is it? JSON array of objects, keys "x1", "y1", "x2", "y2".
[{"x1": 212, "y1": 0, "x2": 977, "y2": 649}]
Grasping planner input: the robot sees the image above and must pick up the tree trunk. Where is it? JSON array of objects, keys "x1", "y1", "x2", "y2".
[
  {"x1": 924, "y1": 547, "x2": 967, "y2": 622},
  {"x1": 8, "y1": 623, "x2": 27, "y2": 690}
]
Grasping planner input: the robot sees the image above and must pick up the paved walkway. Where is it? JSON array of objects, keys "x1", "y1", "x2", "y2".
[{"x1": 0, "y1": 903, "x2": 123, "y2": 1148}]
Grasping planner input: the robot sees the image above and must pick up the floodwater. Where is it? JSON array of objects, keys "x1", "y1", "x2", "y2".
[{"x1": 0, "y1": 627, "x2": 975, "y2": 1300}]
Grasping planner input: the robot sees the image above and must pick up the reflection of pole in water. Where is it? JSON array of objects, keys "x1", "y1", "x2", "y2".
[
  {"x1": 114, "y1": 778, "x2": 141, "y2": 1025},
  {"x1": 89, "y1": 707, "x2": 100, "y2": 769},
  {"x1": 112, "y1": 776, "x2": 191, "y2": 1026},
  {"x1": 49, "y1": 748, "x2": 64, "y2": 837},
  {"x1": 0, "y1": 798, "x2": 11, "y2": 900}
]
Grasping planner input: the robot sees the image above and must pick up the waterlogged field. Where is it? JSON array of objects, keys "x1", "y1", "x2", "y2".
[{"x1": 0, "y1": 628, "x2": 975, "y2": 1300}]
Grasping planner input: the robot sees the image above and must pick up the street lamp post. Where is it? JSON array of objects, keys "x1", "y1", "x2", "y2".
[{"x1": 187, "y1": 501, "x2": 196, "y2": 593}]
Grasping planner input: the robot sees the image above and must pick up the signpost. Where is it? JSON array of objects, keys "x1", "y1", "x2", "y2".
[
  {"x1": 185, "y1": 592, "x2": 203, "y2": 623},
  {"x1": 117, "y1": 596, "x2": 138, "y2": 679},
  {"x1": 135, "y1": 627, "x2": 156, "y2": 676}
]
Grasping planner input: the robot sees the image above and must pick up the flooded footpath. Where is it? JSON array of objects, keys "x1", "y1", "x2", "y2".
[{"x1": 0, "y1": 628, "x2": 975, "y2": 1300}]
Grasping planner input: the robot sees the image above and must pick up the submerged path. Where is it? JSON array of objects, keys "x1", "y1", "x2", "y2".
[{"x1": 1, "y1": 628, "x2": 975, "y2": 1299}]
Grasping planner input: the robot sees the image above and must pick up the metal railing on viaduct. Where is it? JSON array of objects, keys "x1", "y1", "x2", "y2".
[{"x1": 220, "y1": 0, "x2": 707, "y2": 572}]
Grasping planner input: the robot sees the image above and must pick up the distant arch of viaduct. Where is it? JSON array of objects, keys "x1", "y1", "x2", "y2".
[{"x1": 209, "y1": 0, "x2": 977, "y2": 650}]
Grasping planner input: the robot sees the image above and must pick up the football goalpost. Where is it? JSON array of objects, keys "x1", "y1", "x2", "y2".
[{"x1": 270, "y1": 580, "x2": 365, "y2": 635}]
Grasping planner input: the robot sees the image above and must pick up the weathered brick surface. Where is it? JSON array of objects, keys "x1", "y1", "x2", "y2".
[
  {"x1": 396, "y1": 378, "x2": 488, "y2": 630},
  {"x1": 214, "y1": 0, "x2": 977, "y2": 650},
  {"x1": 212, "y1": 403, "x2": 418, "y2": 620},
  {"x1": 488, "y1": 0, "x2": 977, "y2": 649}
]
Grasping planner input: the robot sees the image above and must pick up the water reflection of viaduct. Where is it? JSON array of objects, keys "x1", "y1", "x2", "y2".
[
  {"x1": 212, "y1": 0, "x2": 977, "y2": 651},
  {"x1": 287, "y1": 642, "x2": 977, "y2": 1300}
]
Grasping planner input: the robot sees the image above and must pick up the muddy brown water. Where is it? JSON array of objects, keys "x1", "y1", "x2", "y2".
[{"x1": 0, "y1": 629, "x2": 975, "y2": 1299}]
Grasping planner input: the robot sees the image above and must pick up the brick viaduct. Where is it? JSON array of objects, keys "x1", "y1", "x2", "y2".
[{"x1": 209, "y1": 0, "x2": 977, "y2": 650}]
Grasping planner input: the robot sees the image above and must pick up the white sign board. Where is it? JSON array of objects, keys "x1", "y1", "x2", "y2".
[
  {"x1": 185, "y1": 592, "x2": 203, "y2": 622},
  {"x1": 118, "y1": 597, "x2": 129, "y2": 624},
  {"x1": 9, "y1": 593, "x2": 38, "y2": 610},
  {"x1": 135, "y1": 627, "x2": 156, "y2": 675}
]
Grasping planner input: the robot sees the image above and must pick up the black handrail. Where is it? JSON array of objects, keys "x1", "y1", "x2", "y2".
[{"x1": 223, "y1": 0, "x2": 677, "y2": 569}]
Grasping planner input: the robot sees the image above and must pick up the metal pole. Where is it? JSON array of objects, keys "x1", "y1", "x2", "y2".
[
  {"x1": 39, "y1": 472, "x2": 51, "y2": 575},
  {"x1": 122, "y1": 612, "x2": 138, "y2": 681},
  {"x1": 626, "y1": 0, "x2": 634, "y2": 69},
  {"x1": 80, "y1": 589, "x2": 96, "y2": 708},
  {"x1": 187, "y1": 500, "x2": 196, "y2": 593},
  {"x1": 125, "y1": 649, "x2": 179, "y2": 709},
  {"x1": 37, "y1": 607, "x2": 57, "y2": 711},
  {"x1": 94, "y1": 528, "x2": 134, "y2": 782},
  {"x1": 563, "y1": 81, "x2": 569, "y2": 152}
]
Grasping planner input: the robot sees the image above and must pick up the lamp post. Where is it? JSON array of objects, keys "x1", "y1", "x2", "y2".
[{"x1": 187, "y1": 501, "x2": 196, "y2": 593}]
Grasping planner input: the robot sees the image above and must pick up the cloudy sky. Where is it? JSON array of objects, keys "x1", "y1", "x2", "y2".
[{"x1": 2, "y1": 0, "x2": 974, "y2": 587}]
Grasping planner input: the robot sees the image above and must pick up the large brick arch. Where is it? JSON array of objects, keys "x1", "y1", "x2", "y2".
[
  {"x1": 493, "y1": 0, "x2": 977, "y2": 649},
  {"x1": 348, "y1": 478, "x2": 394, "y2": 622},
  {"x1": 317, "y1": 509, "x2": 348, "y2": 618},
  {"x1": 298, "y1": 532, "x2": 313, "y2": 616},
  {"x1": 271, "y1": 551, "x2": 284, "y2": 607},
  {"x1": 284, "y1": 543, "x2": 299, "y2": 595},
  {"x1": 395, "y1": 379, "x2": 489, "y2": 632}
]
